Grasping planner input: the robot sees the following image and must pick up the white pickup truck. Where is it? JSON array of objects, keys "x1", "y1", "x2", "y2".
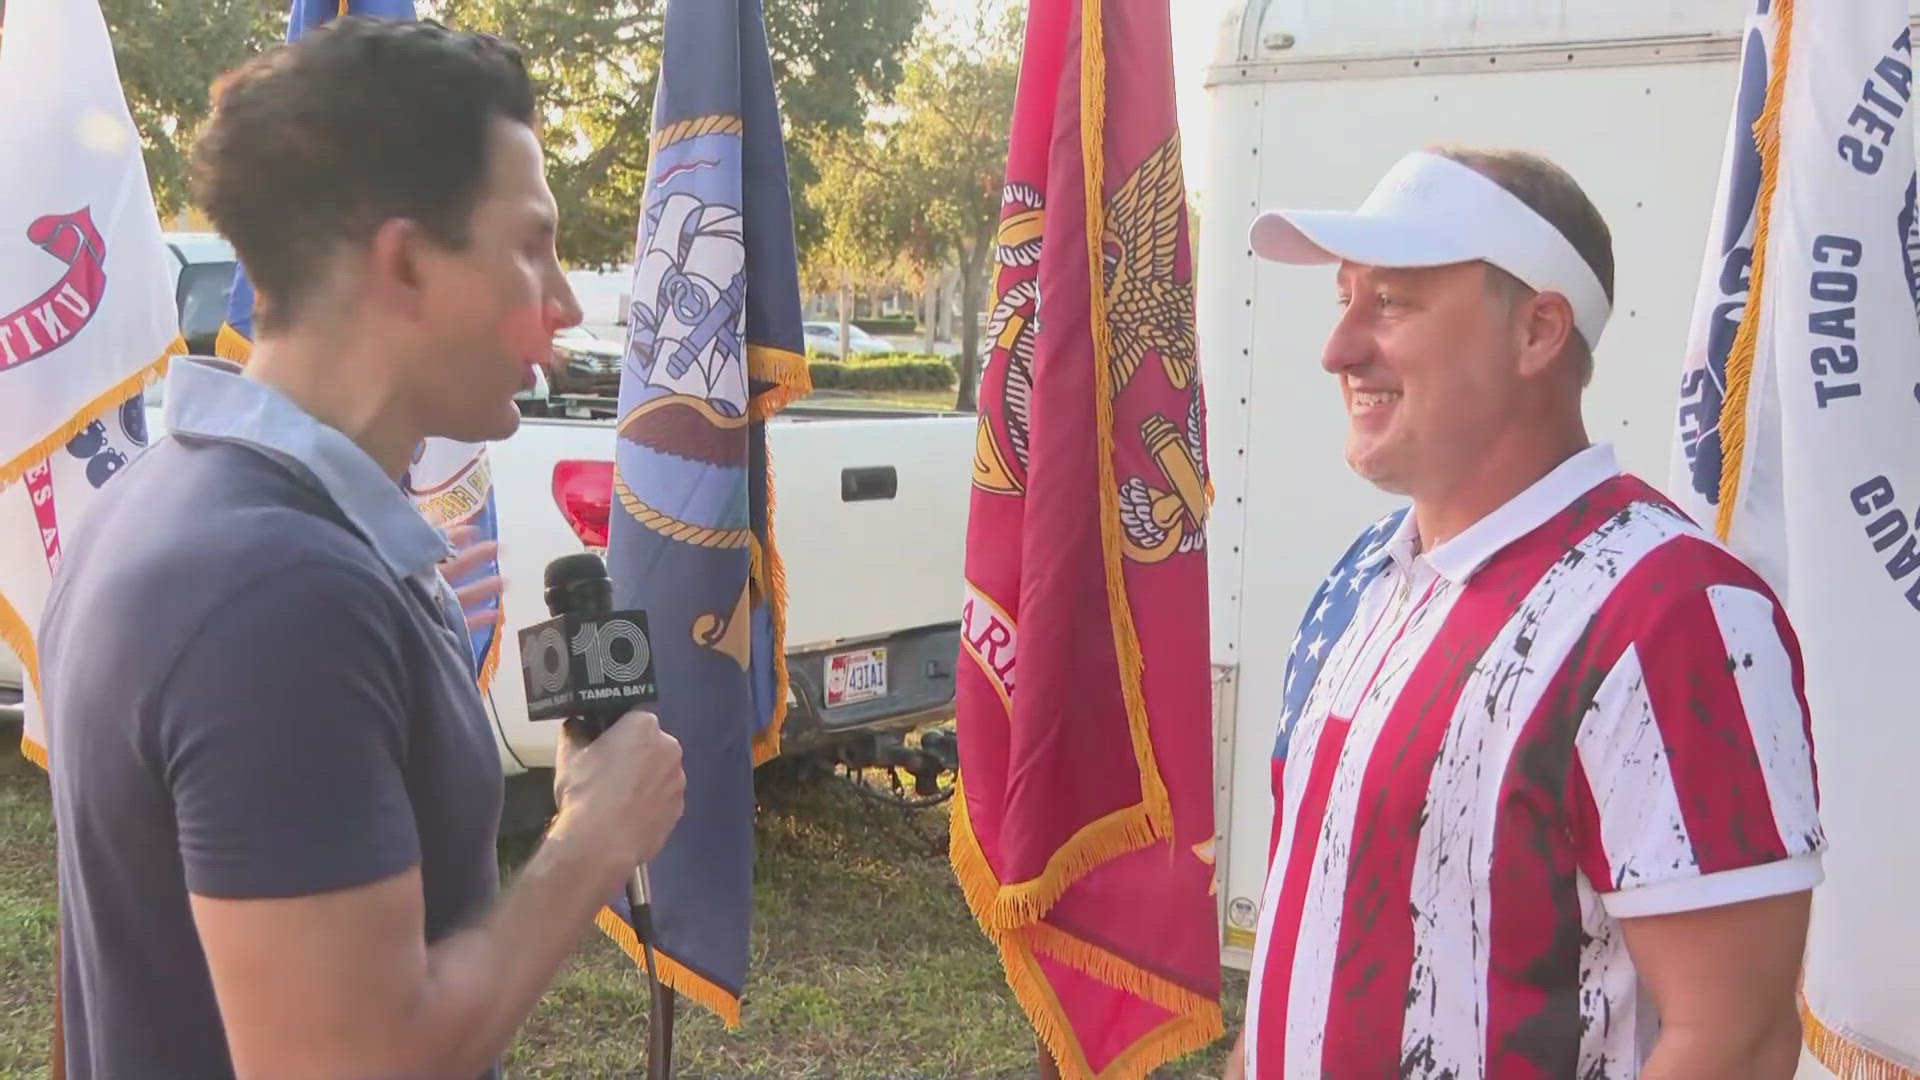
[{"x1": 2, "y1": 335, "x2": 976, "y2": 832}]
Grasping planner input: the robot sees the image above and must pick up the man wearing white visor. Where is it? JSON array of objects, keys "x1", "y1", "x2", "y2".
[{"x1": 1225, "y1": 148, "x2": 1823, "y2": 1079}]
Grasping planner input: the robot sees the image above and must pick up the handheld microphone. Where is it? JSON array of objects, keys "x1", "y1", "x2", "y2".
[{"x1": 520, "y1": 552, "x2": 663, "y2": 985}]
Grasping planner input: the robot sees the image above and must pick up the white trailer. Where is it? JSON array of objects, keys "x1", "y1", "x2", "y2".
[{"x1": 1196, "y1": 0, "x2": 1920, "y2": 971}]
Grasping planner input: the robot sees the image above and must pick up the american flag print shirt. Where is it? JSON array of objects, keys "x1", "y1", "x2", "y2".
[{"x1": 1246, "y1": 443, "x2": 1826, "y2": 1079}]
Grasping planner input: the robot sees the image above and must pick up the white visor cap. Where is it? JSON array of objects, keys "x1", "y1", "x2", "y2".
[{"x1": 1249, "y1": 151, "x2": 1612, "y2": 352}]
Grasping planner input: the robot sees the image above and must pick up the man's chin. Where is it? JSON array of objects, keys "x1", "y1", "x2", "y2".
[
  {"x1": 1346, "y1": 444, "x2": 1411, "y2": 495},
  {"x1": 432, "y1": 406, "x2": 520, "y2": 447}
]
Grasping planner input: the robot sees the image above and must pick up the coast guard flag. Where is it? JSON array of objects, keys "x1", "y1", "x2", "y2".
[
  {"x1": 216, "y1": 0, "x2": 506, "y2": 689},
  {"x1": 1670, "y1": 0, "x2": 1920, "y2": 1075},
  {"x1": 951, "y1": 0, "x2": 1223, "y2": 1074},
  {"x1": 0, "y1": 0, "x2": 184, "y2": 768},
  {"x1": 597, "y1": 0, "x2": 811, "y2": 1026}
]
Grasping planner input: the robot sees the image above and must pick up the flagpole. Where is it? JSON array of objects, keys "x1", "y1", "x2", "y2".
[
  {"x1": 647, "y1": 979, "x2": 675, "y2": 1079},
  {"x1": 1036, "y1": 1036, "x2": 1060, "y2": 1079},
  {"x1": 49, "y1": 933, "x2": 63, "y2": 1080},
  {"x1": 626, "y1": 871, "x2": 675, "y2": 1079}
]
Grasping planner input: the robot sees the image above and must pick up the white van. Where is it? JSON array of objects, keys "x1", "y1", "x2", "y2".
[{"x1": 1193, "y1": 0, "x2": 1920, "y2": 968}]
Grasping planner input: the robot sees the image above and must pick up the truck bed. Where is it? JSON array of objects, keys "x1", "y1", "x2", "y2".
[{"x1": 0, "y1": 401, "x2": 977, "y2": 775}]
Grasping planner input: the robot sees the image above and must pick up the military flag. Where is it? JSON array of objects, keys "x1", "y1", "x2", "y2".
[
  {"x1": 1670, "y1": 0, "x2": 1920, "y2": 1074},
  {"x1": 401, "y1": 437, "x2": 504, "y2": 690},
  {"x1": 0, "y1": 0, "x2": 184, "y2": 768},
  {"x1": 596, "y1": 0, "x2": 811, "y2": 1026},
  {"x1": 951, "y1": 0, "x2": 1223, "y2": 1075},
  {"x1": 214, "y1": 0, "x2": 506, "y2": 691}
]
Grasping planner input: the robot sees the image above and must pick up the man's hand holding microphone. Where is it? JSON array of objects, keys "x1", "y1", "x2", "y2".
[{"x1": 550, "y1": 708, "x2": 685, "y2": 887}]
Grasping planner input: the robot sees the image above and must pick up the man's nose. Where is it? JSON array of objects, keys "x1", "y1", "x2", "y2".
[
  {"x1": 547, "y1": 278, "x2": 585, "y2": 333},
  {"x1": 1321, "y1": 307, "x2": 1373, "y2": 375}
]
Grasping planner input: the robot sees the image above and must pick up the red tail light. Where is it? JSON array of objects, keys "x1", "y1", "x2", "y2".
[{"x1": 552, "y1": 459, "x2": 614, "y2": 548}]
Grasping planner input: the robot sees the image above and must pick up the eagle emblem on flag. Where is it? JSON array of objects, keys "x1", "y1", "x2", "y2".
[{"x1": 974, "y1": 183, "x2": 1044, "y2": 498}]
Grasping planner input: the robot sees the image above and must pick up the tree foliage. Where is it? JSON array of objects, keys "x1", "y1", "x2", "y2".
[
  {"x1": 4, "y1": 0, "x2": 285, "y2": 219},
  {"x1": 13, "y1": 0, "x2": 924, "y2": 265},
  {"x1": 426, "y1": 0, "x2": 926, "y2": 268},
  {"x1": 806, "y1": 2, "x2": 1022, "y2": 407}
]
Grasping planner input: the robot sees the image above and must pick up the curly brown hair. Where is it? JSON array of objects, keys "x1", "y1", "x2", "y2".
[{"x1": 190, "y1": 16, "x2": 537, "y2": 335}]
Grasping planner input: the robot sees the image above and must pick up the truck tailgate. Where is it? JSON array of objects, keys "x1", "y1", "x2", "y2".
[{"x1": 761, "y1": 414, "x2": 972, "y2": 648}]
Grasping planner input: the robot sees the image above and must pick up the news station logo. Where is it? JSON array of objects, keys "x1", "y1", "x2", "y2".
[{"x1": 519, "y1": 610, "x2": 659, "y2": 719}]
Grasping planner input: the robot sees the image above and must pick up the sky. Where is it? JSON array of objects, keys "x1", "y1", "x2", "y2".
[{"x1": 931, "y1": 0, "x2": 1245, "y2": 196}]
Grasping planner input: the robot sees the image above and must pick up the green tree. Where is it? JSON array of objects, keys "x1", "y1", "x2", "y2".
[
  {"x1": 5, "y1": 0, "x2": 285, "y2": 219},
  {"x1": 428, "y1": 0, "x2": 926, "y2": 268},
  {"x1": 816, "y1": 2, "x2": 1021, "y2": 408},
  {"x1": 801, "y1": 127, "x2": 901, "y2": 359}
]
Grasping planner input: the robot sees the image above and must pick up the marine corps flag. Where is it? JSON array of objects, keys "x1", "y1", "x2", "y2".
[
  {"x1": 596, "y1": 0, "x2": 811, "y2": 1026},
  {"x1": 0, "y1": 0, "x2": 184, "y2": 767},
  {"x1": 215, "y1": 0, "x2": 507, "y2": 692},
  {"x1": 952, "y1": 0, "x2": 1223, "y2": 1075},
  {"x1": 1670, "y1": 0, "x2": 1920, "y2": 1074}
]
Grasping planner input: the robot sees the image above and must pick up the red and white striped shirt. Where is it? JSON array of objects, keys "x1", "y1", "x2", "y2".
[{"x1": 1247, "y1": 443, "x2": 1825, "y2": 1079}]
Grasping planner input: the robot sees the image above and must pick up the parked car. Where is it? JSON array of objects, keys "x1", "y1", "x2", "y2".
[
  {"x1": 547, "y1": 325, "x2": 624, "y2": 398},
  {"x1": 803, "y1": 321, "x2": 894, "y2": 358},
  {"x1": 164, "y1": 232, "x2": 238, "y2": 357}
]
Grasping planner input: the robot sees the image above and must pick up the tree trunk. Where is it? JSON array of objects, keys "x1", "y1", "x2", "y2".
[
  {"x1": 837, "y1": 270, "x2": 853, "y2": 360},
  {"x1": 955, "y1": 242, "x2": 985, "y2": 412},
  {"x1": 923, "y1": 274, "x2": 938, "y2": 356}
]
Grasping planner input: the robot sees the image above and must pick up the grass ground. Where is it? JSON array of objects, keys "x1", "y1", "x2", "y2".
[{"x1": 0, "y1": 741, "x2": 1246, "y2": 1078}]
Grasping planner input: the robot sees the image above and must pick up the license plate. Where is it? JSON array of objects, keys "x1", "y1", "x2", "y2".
[{"x1": 825, "y1": 647, "x2": 888, "y2": 708}]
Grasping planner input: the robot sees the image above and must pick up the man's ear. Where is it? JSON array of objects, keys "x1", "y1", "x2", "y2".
[
  {"x1": 1515, "y1": 290, "x2": 1576, "y2": 379},
  {"x1": 362, "y1": 218, "x2": 428, "y2": 320}
]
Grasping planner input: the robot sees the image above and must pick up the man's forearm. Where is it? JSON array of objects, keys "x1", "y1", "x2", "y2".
[
  {"x1": 1640, "y1": 1014, "x2": 1803, "y2": 1080},
  {"x1": 1222, "y1": 1028, "x2": 1248, "y2": 1080},
  {"x1": 400, "y1": 813, "x2": 628, "y2": 1077}
]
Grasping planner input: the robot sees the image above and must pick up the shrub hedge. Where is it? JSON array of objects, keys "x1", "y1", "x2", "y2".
[
  {"x1": 808, "y1": 353, "x2": 957, "y2": 392},
  {"x1": 852, "y1": 316, "x2": 918, "y2": 336}
]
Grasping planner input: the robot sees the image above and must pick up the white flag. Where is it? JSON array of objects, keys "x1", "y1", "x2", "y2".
[
  {"x1": 1672, "y1": 0, "x2": 1920, "y2": 1074},
  {"x1": 0, "y1": 0, "x2": 183, "y2": 766},
  {"x1": 401, "y1": 438, "x2": 506, "y2": 692}
]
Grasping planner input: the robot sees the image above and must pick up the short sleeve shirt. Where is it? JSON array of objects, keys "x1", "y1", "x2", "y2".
[
  {"x1": 38, "y1": 357, "x2": 505, "y2": 1080},
  {"x1": 1245, "y1": 443, "x2": 1825, "y2": 1079}
]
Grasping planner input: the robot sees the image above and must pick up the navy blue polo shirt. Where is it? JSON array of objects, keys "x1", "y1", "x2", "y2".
[{"x1": 38, "y1": 356, "x2": 504, "y2": 1080}]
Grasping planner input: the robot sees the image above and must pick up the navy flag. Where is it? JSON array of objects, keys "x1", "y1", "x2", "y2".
[{"x1": 596, "y1": 0, "x2": 810, "y2": 1026}]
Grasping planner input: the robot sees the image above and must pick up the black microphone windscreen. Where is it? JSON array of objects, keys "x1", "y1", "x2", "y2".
[
  {"x1": 543, "y1": 552, "x2": 613, "y2": 618},
  {"x1": 544, "y1": 551, "x2": 609, "y2": 591}
]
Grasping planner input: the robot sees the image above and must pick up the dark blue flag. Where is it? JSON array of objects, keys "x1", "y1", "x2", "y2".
[{"x1": 596, "y1": 0, "x2": 810, "y2": 1025}]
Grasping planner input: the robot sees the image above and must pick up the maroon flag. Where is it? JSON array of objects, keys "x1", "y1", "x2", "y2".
[{"x1": 951, "y1": 0, "x2": 1223, "y2": 1075}]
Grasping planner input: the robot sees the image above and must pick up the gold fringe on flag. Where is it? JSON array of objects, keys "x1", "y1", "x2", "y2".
[
  {"x1": 1802, "y1": 993, "x2": 1920, "y2": 1080},
  {"x1": 1076, "y1": 0, "x2": 1173, "y2": 845},
  {"x1": 595, "y1": 905, "x2": 744, "y2": 1029},
  {"x1": 1712, "y1": 0, "x2": 1791, "y2": 542},
  {"x1": 4, "y1": 581, "x2": 47, "y2": 767},
  {"x1": 747, "y1": 343, "x2": 810, "y2": 766},
  {"x1": 1, "y1": 334, "x2": 180, "y2": 768},
  {"x1": 948, "y1": 779, "x2": 1225, "y2": 1079},
  {"x1": 213, "y1": 322, "x2": 254, "y2": 365},
  {"x1": 0, "y1": 339, "x2": 178, "y2": 491}
]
